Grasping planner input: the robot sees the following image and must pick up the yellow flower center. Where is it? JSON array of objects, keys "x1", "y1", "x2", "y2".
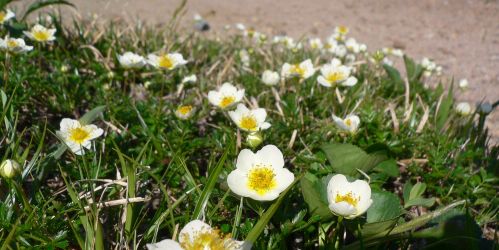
[
  {"x1": 335, "y1": 192, "x2": 359, "y2": 208},
  {"x1": 247, "y1": 166, "x2": 276, "y2": 195},
  {"x1": 32, "y1": 30, "x2": 50, "y2": 41},
  {"x1": 326, "y1": 72, "x2": 346, "y2": 83},
  {"x1": 180, "y1": 229, "x2": 238, "y2": 250},
  {"x1": 290, "y1": 64, "x2": 305, "y2": 77},
  {"x1": 69, "y1": 127, "x2": 91, "y2": 144},
  {"x1": 338, "y1": 26, "x2": 348, "y2": 35},
  {"x1": 345, "y1": 118, "x2": 352, "y2": 127},
  {"x1": 6, "y1": 40, "x2": 18, "y2": 48},
  {"x1": 177, "y1": 105, "x2": 193, "y2": 115},
  {"x1": 0, "y1": 12, "x2": 6, "y2": 23},
  {"x1": 158, "y1": 55, "x2": 174, "y2": 69},
  {"x1": 219, "y1": 96, "x2": 235, "y2": 108},
  {"x1": 239, "y1": 115, "x2": 257, "y2": 131}
]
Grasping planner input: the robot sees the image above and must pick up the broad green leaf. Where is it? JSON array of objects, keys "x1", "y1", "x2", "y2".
[
  {"x1": 402, "y1": 182, "x2": 413, "y2": 203},
  {"x1": 383, "y1": 63, "x2": 404, "y2": 94},
  {"x1": 367, "y1": 191, "x2": 403, "y2": 223},
  {"x1": 361, "y1": 219, "x2": 398, "y2": 237},
  {"x1": 245, "y1": 176, "x2": 300, "y2": 244},
  {"x1": 403, "y1": 55, "x2": 423, "y2": 82},
  {"x1": 321, "y1": 143, "x2": 387, "y2": 177},
  {"x1": 300, "y1": 173, "x2": 333, "y2": 220},
  {"x1": 409, "y1": 182, "x2": 427, "y2": 200},
  {"x1": 373, "y1": 159, "x2": 399, "y2": 177},
  {"x1": 79, "y1": 105, "x2": 106, "y2": 125},
  {"x1": 404, "y1": 197, "x2": 436, "y2": 208},
  {"x1": 22, "y1": 0, "x2": 75, "y2": 20}
]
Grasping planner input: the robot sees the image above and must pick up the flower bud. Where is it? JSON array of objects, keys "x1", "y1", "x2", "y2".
[
  {"x1": 0, "y1": 159, "x2": 21, "y2": 179},
  {"x1": 456, "y1": 102, "x2": 472, "y2": 116},
  {"x1": 458, "y1": 79, "x2": 468, "y2": 90},
  {"x1": 246, "y1": 132, "x2": 263, "y2": 148},
  {"x1": 261, "y1": 70, "x2": 280, "y2": 86}
]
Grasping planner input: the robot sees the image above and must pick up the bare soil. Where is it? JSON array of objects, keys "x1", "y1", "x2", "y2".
[{"x1": 18, "y1": 0, "x2": 499, "y2": 143}]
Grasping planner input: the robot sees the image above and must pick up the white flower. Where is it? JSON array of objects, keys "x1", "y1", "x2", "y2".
[
  {"x1": 324, "y1": 36, "x2": 338, "y2": 53},
  {"x1": 309, "y1": 38, "x2": 323, "y2": 50},
  {"x1": 327, "y1": 174, "x2": 372, "y2": 219},
  {"x1": 229, "y1": 104, "x2": 271, "y2": 132},
  {"x1": 23, "y1": 24, "x2": 56, "y2": 43},
  {"x1": 421, "y1": 57, "x2": 436, "y2": 71},
  {"x1": 0, "y1": 9, "x2": 15, "y2": 24},
  {"x1": 382, "y1": 47, "x2": 404, "y2": 57},
  {"x1": 0, "y1": 37, "x2": 33, "y2": 54},
  {"x1": 239, "y1": 49, "x2": 250, "y2": 67},
  {"x1": 334, "y1": 26, "x2": 349, "y2": 38},
  {"x1": 235, "y1": 23, "x2": 246, "y2": 30},
  {"x1": 56, "y1": 118, "x2": 104, "y2": 155},
  {"x1": 456, "y1": 102, "x2": 472, "y2": 116},
  {"x1": 281, "y1": 59, "x2": 315, "y2": 79},
  {"x1": 227, "y1": 145, "x2": 294, "y2": 201},
  {"x1": 332, "y1": 114, "x2": 360, "y2": 133},
  {"x1": 118, "y1": 52, "x2": 145, "y2": 69},
  {"x1": 182, "y1": 74, "x2": 197, "y2": 83},
  {"x1": 146, "y1": 220, "x2": 247, "y2": 250},
  {"x1": 458, "y1": 79, "x2": 469, "y2": 90},
  {"x1": 147, "y1": 53, "x2": 187, "y2": 70},
  {"x1": 334, "y1": 45, "x2": 348, "y2": 58},
  {"x1": 261, "y1": 70, "x2": 280, "y2": 86},
  {"x1": 345, "y1": 38, "x2": 361, "y2": 54},
  {"x1": 0, "y1": 159, "x2": 21, "y2": 179},
  {"x1": 318, "y1": 58, "x2": 357, "y2": 87},
  {"x1": 175, "y1": 105, "x2": 195, "y2": 120},
  {"x1": 208, "y1": 82, "x2": 245, "y2": 109}
]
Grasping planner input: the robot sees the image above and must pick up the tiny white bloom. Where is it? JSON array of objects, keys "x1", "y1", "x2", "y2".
[
  {"x1": 229, "y1": 104, "x2": 271, "y2": 132},
  {"x1": 345, "y1": 38, "x2": 360, "y2": 54},
  {"x1": 261, "y1": 70, "x2": 280, "y2": 86},
  {"x1": 327, "y1": 174, "x2": 372, "y2": 219},
  {"x1": 334, "y1": 26, "x2": 349, "y2": 37},
  {"x1": 23, "y1": 24, "x2": 56, "y2": 43},
  {"x1": 332, "y1": 114, "x2": 360, "y2": 133},
  {"x1": 146, "y1": 220, "x2": 248, "y2": 250},
  {"x1": 117, "y1": 52, "x2": 146, "y2": 69},
  {"x1": 318, "y1": 58, "x2": 357, "y2": 87},
  {"x1": 456, "y1": 102, "x2": 472, "y2": 116},
  {"x1": 227, "y1": 145, "x2": 294, "y2": 201},
  {"x1": 0, "y1": 36, "x2": 33, "y2": 54},
  {"x1": 182, "y1": 74, "x2": 197, "y2": 84},
  {"x1": 175, "y1": 105, "x2": 195, "y2": 120},
  {"x1": 0, "y1": 9, "x2": 15, "y2": 24},
  {"x1": 235, "y1": 23, "x2": 246, "y2": 31},
  {"x1": 458, "y1": 79, "x2": 469, "y2": 90},
  {"x1": 56, "y1": 118, "x2": 104, "y2": 155},
  {"x1": 382, "y1": 47, "x2": 404, "y2": 57},
  {"x1": 147, "y1": 52, "x2": 187, "y2": 70},
  {"x1": 208, "y1": 82, "x2": 245, "y2": 109},
  {"x1": 239, "y1": 49, "x2": 250, "y2": 67},
  {"x1": 324, "y1": 36, "x2": 338, "y2": 53},
  {"x1": 281, "y1": 59, "x2": 315, "y2": 79},
  {"x1": 309, "y1": 38, "x2": 323, "y2": 50},
  {"x1": 334, "y1": 44, "x2": 348, "y2": 58}
]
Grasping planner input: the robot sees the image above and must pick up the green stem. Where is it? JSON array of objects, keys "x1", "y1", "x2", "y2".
[
  {"x1": 232, "y1": 197, "x2": 244, "y2": 238},
  {"x1": 334, "y1": 216, "x2": 343, "y2": 249}
]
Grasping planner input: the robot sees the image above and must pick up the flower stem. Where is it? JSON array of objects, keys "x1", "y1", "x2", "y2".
[{"x1": 334, "y1": 216, "x2": 343, "y2": 249}]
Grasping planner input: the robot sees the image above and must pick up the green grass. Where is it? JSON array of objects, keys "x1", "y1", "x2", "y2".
[{"x1": 0, "y1": 5, "x2": 498, "y2": 250}]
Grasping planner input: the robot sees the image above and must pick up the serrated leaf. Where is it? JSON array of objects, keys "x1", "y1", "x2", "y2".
[
  {"x1": 321, "y1": 143, "x2": 387, "y2": 177},
  {"x1": 409, "y1": 182, "x2": 427, "y2": 200},
  {"x1": 367, "y1": 191, "x2": 403, "y2": 223},
  {"x1": 79, "y1": 105, "x2": 106, "y2": 125},
  {"x1": 373, "y1": 159, "x2": 399, "y2": 177},
  {"x1": 404, "y1": 197, "x2": 436, "y2": 208},
  {"x1": 300, "y1": 173, "x2": 332, "y2": 220}
]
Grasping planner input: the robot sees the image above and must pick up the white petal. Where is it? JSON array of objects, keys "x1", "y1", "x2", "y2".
[
  {"x1": 252, "y1": 108, "x2": 267, "y2": 124},
  {"x1": 60, "y1": 118, "x2": 80, "y2": 132},
  {"x1": 207, "y1": 91, "x2": 221, "y2": 106},
  {"x1": 274, "y1": 168, "x2": 295, "y2": 193},
  {"x1": 248, "y1": 189, "x2": 280, "y2": 201},
  {"x1": 342, "y1": 76, "x2": 358, "y2": 87},
  {"x1": 236, "y1": 149, "x2": 256, "y2": 171},
  {"x1": 317, "y1": 76, "x2": 332, "y2": 87},
  {"x1": 255, "y1": 145, "x2": 284, "y2": 169},
  {"x1": 146, "y1": 239, "x2": 183, "y2": 250},
  {"x1": 86, "y1": 125, "x2": 104, "y2": 140},
  {"x1": 329, "y1": 202, "x2": 357, "y2": 217},
  {"x1": 227, "y1": 169, "x2": 251, "y2": 197},
  {"x1": 260, "y1": 122, "x2": 271, "y2": 130},
  {"x1": 179, "y1": 220, "x2": 212, "y2": 245},
  {"x1": 235, "y1": 89, "x2": 245, "y2": 102}
]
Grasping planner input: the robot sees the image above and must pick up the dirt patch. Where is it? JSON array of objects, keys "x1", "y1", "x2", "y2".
[{"x1": 17, "y1": 0, "x2": 499, "y2": 143}]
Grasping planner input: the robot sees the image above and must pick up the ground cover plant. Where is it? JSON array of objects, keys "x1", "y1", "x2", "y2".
[{"x1": 0, "y1": 1, "x2": 498, "y2": 249}]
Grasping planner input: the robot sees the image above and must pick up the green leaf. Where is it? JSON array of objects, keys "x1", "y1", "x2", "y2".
[
  {"x1": 409, "y1": 182, "x2": 427, "y2": 200},
  {"x1": 402, "y1": 182, "x2": 413, "y2": 204},
  {"x1": 300, "y1": 173, "x2": 333, "y2": 220},
  {"x1": 79, "y1": 105, "x2": 106, "y2": 125},
  {"x1": 245, "y1": 176, "x2": 300, "y2": 244},
  {"x1": 321, "y1": 143, "x2": 387, "y2": 177},
  {"x1": 22, "y1": 0, "x2": 75, "y2": 21},
  {"x1": 192, "y1": 150, "x2": 228, "y2": 220},
  {"x1": 0, "y1": 0, "x2": 14, "y2": 10},
  {"x1": 436, "y1": 82, "x2": 454, "y2": 131},
  {"x1": 367, "y1": 191, "x2": 403, "y2": 223},
  {"x1": 383, "y1": 64, "x2": 404, "y2": 94},
  {"x1": 403, "y1": 55, "x2": 423, "y2": 82},
  {"x1": 373, "y1": 159, "x2": 399, "y2": 177},
  {"x1": 404, "y1": 197, "x2": 436, "y2": 208},
  {"x1": 361, "y1": 219, "x2": 398, "y2": 237}
]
